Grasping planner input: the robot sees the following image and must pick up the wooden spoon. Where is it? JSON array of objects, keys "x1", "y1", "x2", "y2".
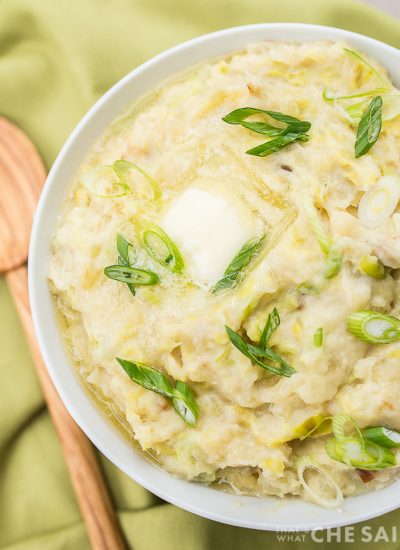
[{"x1": 0, "y1": 117, "x2": 126, "y2": 550}]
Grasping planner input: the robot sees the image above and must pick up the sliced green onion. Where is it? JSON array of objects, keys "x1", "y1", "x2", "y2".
[
  {"x1": 326, "y1": 414, "x2": 397, "y2": 470},
  {"x1": 332, "y1": 414, "x2": 363, "y2": 443},
  {"x1": 213, "y1": 235, "x2": 266, "y2": 293},
  {"x1": 117, "y1": 358, "x2": 199, "y2": 426},
  {"x1": 359, "y1": 255, "x2": 386, "y2": 279},
  {"x1": 358, "y1": 175, "x2": 400, "y2": 229},
  {"x1": 325, "y1": 246, "x2": 342, "y2": 279},
  {"x1": 304, "y1": 197, "x2": 342, "y2": 279},
  {"x1": 222, "y1": 107, "x2": 311, "y2": 133},
  {"x1": 172, "y1": 380, "x2": 200, "y2": 427},
  {"x1": 365, "y1": 440, "x2": 397, "y2": 467},
  {"x1": 355, "y1": 96, "x2": 382, "y2": 158},
  {"x1": 116, "y1": 233, "x2": 137, "y2": 295},
  {"x1": 304, "y1": 197, "x2": 330, "y2": 254},
  {"x1": 222, "y1": 107, "x2": 312, "y2": 157},
  {"x1": 343, "y1": 48, "x2": 389, "y2": 85},
  {"x1": 225, "y1": 325, "x2": 295, "y2": 377},
  {"x1": 363, "y1": 426, "x2": 400, "y2": 448},
  {"x1": 246, "y1": 132, "x2": 309, "y2": 157},
  {"x1": 322, "y1": 48, "x2": 390, "y2": 121},
  {"x1": 143, "y1": 226, "x2": 184, "y2": 273},
  {"x1": 81, "y1": 166, "x2": 130, "y2": 198},
  {"x1": 296, "y1": 455, "x2": 343, "y2": 508},
  {"x1": 326, "y1": 436, "x2": 374, "y2": 467},
  {"x1": 347, "y1": 310, "x2": 400, "y2": 344},
  {"x1": 344, "y1": 94, "x2": 400, "y2": 123},
  {"x1": 259, "y1": 308, "x2": 280, "y2": 350},
  {"x1": 112, "y1": 160, "x2": 161, "y2": 199},
  {"x1": 240, "y1": 120, "x2": 290, "y2": 136},
  {"x1": 345, "y1": 99, "x2": 371, "y2": 120},
  {"x1": 104, "y1": 265, "x2": 159, "y2": 285},
  {"x1": 326, "y1": 436, "x2": 395, "y2": 470},
  {"x1": 117, "y1": 233, "x2": 137, "y2": 266},
  {"x1": 325, "y1": 436, "x2": 342, "y2": 461},
  {"x1": 117, "y1": 259, "x2": 136, "y2": 295},
  {"x1": 143, "y1": 230, "x2": 171, "y2": 265},
  {"x1": 381, "y1": 94, "x2": 400, "y2": 121},
  {"x1": 313, "y1": 327, "x2": 323, "y2": 347},
  {"x1": 117, "y1": 358, "x2": 174, "y2": 397},
  {"x1": 81, "y1": 160, "x2": 162, "y2": 199},
  {"x1": 323, "y1": 87, "x2": 388, "y2": 102}
]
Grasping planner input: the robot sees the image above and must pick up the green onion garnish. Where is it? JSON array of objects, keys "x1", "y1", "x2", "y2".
[
  {"x1": 222, "y1": 107, "x2": 311, "y2": 133},
  {"x1": 246, "y1": 133, "x2": 309, "y2": 157},
  {"x1": 222, "y1": 107, "x2": 311, "y2": 157},
  {"x1": 116, "y1": 233, "x2": 137, "y2": 295},
  {"x1": 104, "y1": 265, "x2": 159, "y2": 285},
  {"x1": 143, "y1": 225, "x2": 184, "y2": 274},
  {"x1": 81, "y1": 165, "x2": 130, "y2": 198},
  {"x1": 112, "y1": 160, "x2": 161, "y2": 199},
  {"x1": 313, "y1": 327, "x2": 323, "y2": 347},
  {"x1": 326, "y1": 436, "x2": 395, "y2": 470},
  {"x1": 325, "y1": 415, "x2": 396, "y2": 470},
  {"x1": 304, "y1": 197, "x2": 342, "y2": 279},
  {"x1": 332, "y1": 414, "x2": 363, "y2": 443},
  {"x1": 359, "y1": 255, "x2": 386, "y2": 279},
  {"x1": 347, "y1": 310, "x2": 400, "y2": 344},
  {"x1": 343, "y1": 48, "x2": 389, "y2": 85},
  {"x1": 117, "y1": 233, "x2": 137, "y2": 267},
  {"x1": 172, "y1": 380, "x2": 200, "y2": 427},
  {"x1": 358, "y1": 176, "x2": 400, "y2": 230},
  {"x1": 355, "y1": 96, "x2": 382, "y2": 158},
  {"x1": 322, "y1": 48, "x2": 390, "y2": 125},
  {"x1": 296, "y1": 455, "x2": 343, "y2": 508},
  {"x1": 324, "y1": 246, "x2": 342, "y2": 279},
  {"x1": 323, "y1": 87, "x2": 387, "y2": 102},
  {"x1": 363, "y1": 426, "x2": 400, "y2": 448},
  {"x1": 81, "y1": 160, "x2": 161, "y2": 199},
  {"x1": 225, "y1": 310, "x2": 295, "y2": 377},
  {"x1": 259, "y1": 307, "x2": 280, "y2": 350},
  {"x1": 117, "y1": 358, "x2": 199, "y2": 426},
  {"x1": 213, "y1": 235, "x2": 266, "y2": 293}
]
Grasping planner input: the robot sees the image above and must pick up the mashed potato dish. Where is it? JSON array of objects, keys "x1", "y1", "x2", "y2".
[{"x1": 48, "y1": 41, "x2": 400, "y2": 507}]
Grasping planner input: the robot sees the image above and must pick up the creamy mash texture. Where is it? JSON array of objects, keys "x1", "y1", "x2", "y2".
[{"x1": 48, "y1": 41, "x2": 400, "y2": 507}]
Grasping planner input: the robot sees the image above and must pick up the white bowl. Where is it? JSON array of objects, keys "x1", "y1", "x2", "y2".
[{"x1": 29, "y1": 23, "x2": 400, "y2": 531}]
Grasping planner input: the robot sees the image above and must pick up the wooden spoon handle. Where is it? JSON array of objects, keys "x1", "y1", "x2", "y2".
[{"x1": 5, "y1": 265, "x2": 126, "y2": 550}]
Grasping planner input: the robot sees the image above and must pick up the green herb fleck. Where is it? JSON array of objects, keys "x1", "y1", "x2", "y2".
[
  {"x1": 213, "y1": 235, "x2": 265, "y2": 293},
  {"x1": 259, "y1": 307, "x2": 280, "y2": 350},
  {"x1": 313, "y1": 327, "x2": 323, "y2": 347},
  {"x1": 355, "y1": 96, "x2": 382, "y2": 158},
  {"x1": 116, "y1": 233, "x2": 137, "y2": 295},
  {"x1": 117, "y1": 358, "x2": 199, "y2": 426},
  {"x1": 222, "y1": 107, "x2": 311, "y2": 157},
  {"x1": 143, "y1": 225, "x2": 184, "y2": 274},
  {"x1": 225, "y1": 314, "x2": 295, "y2": 378},
  {"x1": 104, "y1": 265, "x2": 159, "y2": 285}
]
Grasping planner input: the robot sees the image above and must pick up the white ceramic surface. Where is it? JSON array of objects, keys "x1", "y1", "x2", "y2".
[{"x1": 29, "y1": 24, "x2": 400, "y2": 531}]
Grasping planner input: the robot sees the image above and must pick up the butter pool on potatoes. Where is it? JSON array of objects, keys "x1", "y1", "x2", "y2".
[
  {"x1": 49, "y1": 40, "x2": 400, "y2": 506},
  {"x1": 161, "y1": 184, "x2": 259, "y2": 288}
]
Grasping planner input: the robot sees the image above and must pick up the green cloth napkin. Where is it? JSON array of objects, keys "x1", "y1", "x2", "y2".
[{"x1": 1, "y1": 0, "x2": 400, "y2": 548}]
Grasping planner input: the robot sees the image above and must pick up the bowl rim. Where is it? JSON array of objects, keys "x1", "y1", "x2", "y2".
[{"x1": 29, "y1": 22, "x2": 400, "y2": 531}]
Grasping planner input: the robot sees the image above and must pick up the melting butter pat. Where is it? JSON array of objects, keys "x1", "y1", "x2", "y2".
[{"x1": 161, "y1": 186, "x2": 259, "y2": 288}]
